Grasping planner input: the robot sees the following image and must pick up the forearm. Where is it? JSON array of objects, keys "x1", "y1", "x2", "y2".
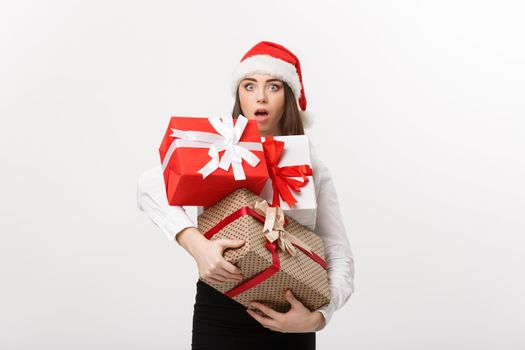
[
  {"x1": 176, "y1": 226, "x2": 208, "y2": 258},
  {"x1": 312, "y1": 311, "x2": 326, "y2": 331},
  {"x1": 137, "y1": 165, "x2": 198, "y2": 241}
]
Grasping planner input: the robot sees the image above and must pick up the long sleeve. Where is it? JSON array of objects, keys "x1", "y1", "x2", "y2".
[
  {"x1": 136, "y1": 145, "x2": 356, "y2": 329},
  {"x1": 310, "y1": 149, "x2": 355, "y2": 331},
  {"x1": 136, "y1": 165, "x2": 197, "y2": 242}
]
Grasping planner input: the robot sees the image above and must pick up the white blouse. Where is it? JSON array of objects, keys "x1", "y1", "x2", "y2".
[{"x1": 136, "y1": 137, "x2": 355, "y2": 330}]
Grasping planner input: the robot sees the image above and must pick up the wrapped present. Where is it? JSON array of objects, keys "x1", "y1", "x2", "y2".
[
  {"x1": 197, "y1": 187, "x2": 330, "y2": 313},
  {"x1": 259, "y1": 135, "x2": 317, "y2": 229},
  {"x1": 159, "y1": 115, "x2": 269, "y2": 206}
]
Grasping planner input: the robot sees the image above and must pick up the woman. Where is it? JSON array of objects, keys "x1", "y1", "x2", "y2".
[{"x1": 137, "y1": 41, "x2": 355, "y2": 349}]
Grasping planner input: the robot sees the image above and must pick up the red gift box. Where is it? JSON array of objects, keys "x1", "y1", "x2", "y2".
[{"x1": 159, "y1": 115, "x2": 269, "y2": 206}]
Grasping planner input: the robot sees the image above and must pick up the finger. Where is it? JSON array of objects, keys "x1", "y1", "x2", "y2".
[
  {"x1": 220, "y1": 260, "x2": 243, "y2": 275},
  {"x1": 213, "y1": 270, "x2": 243, "y2": 282},
  {"x1": 208, "y1": 276, "x2": 239, "y2": 284},
  {"x1": 219, "y1": 266, "x2": 243, "y2": 279},
  {"x1": 246, "y1": 309, "x2": 278, "y2": 329},
  {"x1": 217, "y1": 262, "x2": 243, "y2": 277},
  {"x1": 218, "y1": 238, "x2": 245, "y2": 250},
  {"x1": 285, "y1": 290, "x2": 302, "y2": 308},
  {"x1": 249, "y1": 301, "x2": 283, "y2": 320},
  {"x1": 204, "y1": 276, "x2": 224, "y2": 284},
  {"x1": 226, "y1": 272, "x2": 244, "y2": 280}
]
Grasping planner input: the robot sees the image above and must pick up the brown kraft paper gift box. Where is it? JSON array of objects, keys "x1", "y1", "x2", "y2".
[{"x1": 197, "y1": 187, "x2": 330, "y2": 313}]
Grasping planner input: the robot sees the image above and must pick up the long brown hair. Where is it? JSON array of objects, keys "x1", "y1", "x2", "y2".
[{"x1": 231, "y1": 82, "x2": 305, "y2": 136}]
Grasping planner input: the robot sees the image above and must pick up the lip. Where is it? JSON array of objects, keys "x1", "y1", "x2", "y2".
[{"x1": 254, "y1": 108, "x2": 270, "y2": 122}]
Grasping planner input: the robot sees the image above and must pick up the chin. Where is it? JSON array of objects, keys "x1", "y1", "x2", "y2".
[{"x1": 255, "y1": 124, "x2": 268, "y2": 133}]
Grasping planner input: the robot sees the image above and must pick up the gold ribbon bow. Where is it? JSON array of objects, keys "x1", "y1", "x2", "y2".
[{"x1": 253, "y1": 200, "x2": 313, "y2": 257}]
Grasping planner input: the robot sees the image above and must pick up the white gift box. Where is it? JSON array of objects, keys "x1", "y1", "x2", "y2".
[{"x1": 260, "y1": 135, "x2": 317, "y2": 230}]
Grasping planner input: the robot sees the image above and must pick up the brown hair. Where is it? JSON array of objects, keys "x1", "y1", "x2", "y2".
[{"x1": 231, "y1": 82, "x2": 305, "y2": 136}]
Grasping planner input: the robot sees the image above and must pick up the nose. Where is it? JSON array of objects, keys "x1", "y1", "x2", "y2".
[{"x1": 256, "y1": 87, "x2": 267, "y2": 103}]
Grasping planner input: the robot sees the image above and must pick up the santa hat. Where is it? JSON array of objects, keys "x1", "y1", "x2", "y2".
[{"x1": 231, "y1": 41, "x2": 313, "y2": 129}]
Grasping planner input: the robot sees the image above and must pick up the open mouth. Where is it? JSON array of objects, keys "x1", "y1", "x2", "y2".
[{"x1": 254, "y1": 109, "x2": 269, "y2": 120}]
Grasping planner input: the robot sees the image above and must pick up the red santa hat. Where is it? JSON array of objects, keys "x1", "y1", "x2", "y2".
[{"x1": 231, "y1": 41, "x2": 313, "y2": 128}]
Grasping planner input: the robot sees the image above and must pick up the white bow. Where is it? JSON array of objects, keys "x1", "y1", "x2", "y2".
[{"x1": 164, "y1": 114, "x2": 262, "y2": 180}]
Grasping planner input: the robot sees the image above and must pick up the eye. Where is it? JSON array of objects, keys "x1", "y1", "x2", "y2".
[
  {"x1": 268, "y1": 83, "x2": 281, "y2": 92},
  {"x1": 243, "y1": 83, "x2": 254, "y2": 91}
]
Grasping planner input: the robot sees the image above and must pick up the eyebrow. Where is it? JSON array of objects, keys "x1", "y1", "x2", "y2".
[{"x1": 241, "y1": 78, "x2": 283, "y2": 83}]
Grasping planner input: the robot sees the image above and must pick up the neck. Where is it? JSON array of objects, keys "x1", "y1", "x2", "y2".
[{"x1": 259, "y1": 128, "x2": 280, "y2": 137}]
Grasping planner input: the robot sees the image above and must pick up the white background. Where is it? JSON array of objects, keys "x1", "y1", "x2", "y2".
[{"x1": 1, "y1": 0, "x2": 524, "y2": 349}]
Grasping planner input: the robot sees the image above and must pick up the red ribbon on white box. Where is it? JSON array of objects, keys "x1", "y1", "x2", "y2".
[{"x1": 161, "y1": 114, "x2": 262, "y2": 180}]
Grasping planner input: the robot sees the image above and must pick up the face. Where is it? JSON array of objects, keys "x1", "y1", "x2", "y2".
[{"x1": 238, "y1": 73, "x2": 285, "y2": 137}]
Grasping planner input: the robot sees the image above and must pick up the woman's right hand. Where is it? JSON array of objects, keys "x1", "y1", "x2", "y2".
[{"x1": 176, "y1": 227, "x2": 245, "y2": 284}]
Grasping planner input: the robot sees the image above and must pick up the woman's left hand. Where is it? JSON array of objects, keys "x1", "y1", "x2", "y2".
[{"x1": 246, "y1": 289, "x2": 326, "y2": 333}]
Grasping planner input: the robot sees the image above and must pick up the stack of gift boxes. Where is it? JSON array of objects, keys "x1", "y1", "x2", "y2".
[{"x1": 159, "y1": 114, "x2": 330, "y2": 313}]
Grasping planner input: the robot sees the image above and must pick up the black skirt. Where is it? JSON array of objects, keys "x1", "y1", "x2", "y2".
[{"x1": 191, "y1": 279, "x2": 316, "y2": 350}]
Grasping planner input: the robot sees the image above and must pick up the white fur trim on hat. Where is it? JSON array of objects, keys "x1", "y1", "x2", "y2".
[
  {"x1": 231, "y1": 54, "x2": 302, "y2": 100},
  {"x1": 300, "y1": 110, "x2": 314, "y2": 129}
]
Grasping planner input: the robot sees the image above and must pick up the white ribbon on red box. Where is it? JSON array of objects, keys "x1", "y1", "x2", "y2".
[{"x1": 161, "y1": 114, "x2": 262, "y2": 180}]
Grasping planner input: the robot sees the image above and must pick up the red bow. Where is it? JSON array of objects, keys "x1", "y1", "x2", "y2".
[{"x1": 262, "y1": 137, "x2": 313, "y2": 208}]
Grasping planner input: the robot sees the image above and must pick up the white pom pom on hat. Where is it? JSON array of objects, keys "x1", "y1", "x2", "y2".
[{"x1": 231, "y1": 41, "x2": 314, "y2": 129}]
